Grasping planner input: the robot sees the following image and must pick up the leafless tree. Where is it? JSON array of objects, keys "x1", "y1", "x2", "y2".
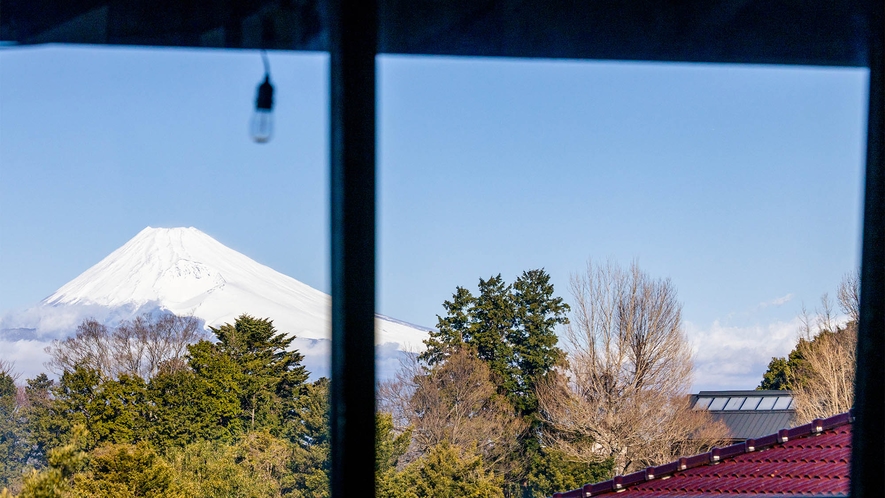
[
  {"x1": 0, "y1": 360, "x2": 26, "y2": 409},
  {"x1": 46, "y1": 319, "x2": 115, "y2": 377},
  {"x1": 46, "y1": 313, "x2": 205, "y2": 379},
  {"x1": 377, "y1": 353, "x2": 422, "y2": 434},
  {"x1": 378, "y1": 349, "x2": 526, "y2": 474},
  {"x1": 799, "y1": 271, "x2": 859, "y2": 341},
  {"x1": 537, "y1": 260, "x2": 728, "y2": 475},
  {"x1": 0, "y1": 359, "x2": 20, "y2": 383},
  {"x1": 115, "y1": 313, "x2": 202, "y2": 377},
  {"x1": 837, "y1": 270, "x2": 860, "y2": 325},
  {"x1": 792, "y1": 327, "x2": 856, "y2": 423},
  {"x1": 791, "y1": 271, "x2": 859, "y2": 423}
]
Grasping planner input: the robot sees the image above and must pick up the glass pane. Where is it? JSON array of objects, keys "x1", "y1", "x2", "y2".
[
  {"x1": 724, "y1": 397, "x2": 746, "y2": 410},
  {"x1": 708, "y1": 398, "x2": 728, "y2": 410},
  {"x1": 773, "y1": 396, "x2": 793, "y2": 410},
  {"x1": 0, "y1": 46, "x2": 343, "y2": 497},
  {"x1": 756, "y1": 397, "x2": 778, "y2": 410},
  {"x1": 0, "y1": 47, "x2": 339, "y2": 380},
  {"x1": 693, "y1": 397, "x2": 713, "y2": 410},
  {"x1": 740, "y1": 397, "x2": 762, "y2": 410},
  {"x1": 370, "y1": 47, "x2": 865, "y2": 498}
]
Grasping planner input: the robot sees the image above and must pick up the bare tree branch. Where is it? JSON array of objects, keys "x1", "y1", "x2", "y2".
[
  {"x1": 45, "y1": 313, "x2": 206, "y2": 379},
  {"x1": 788, "y1": 272, "x2": 859, "y2": 423},
  {"x1": 837, "y1": 270, "x2": 860, "y2": 325},
  {"x1": 379, "y1": 349, "x2": 527, "y2": 474},
  {"x1": 537, "y1": 260, "x2": 728, "y2": 475},
  {"x1": 0, "y1": 359, "x2": 20, "y2": 384}
]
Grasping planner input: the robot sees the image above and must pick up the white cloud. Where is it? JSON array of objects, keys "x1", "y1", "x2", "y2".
[
  {"x1": 761, "y1": 293, "x2": 794, "y2": 308},
  {"x1": 684, "y1": 317, "x2": 802, "y2": 392},
  {"x1": 0, "y1": 333, "x2": 412, "y2": 385},
  {"x1": 1, "y1": 302, "x2": 157, "y2": 340},
  {"x1": 0, "y1": 338, "x2": 53, "y2": 381}
]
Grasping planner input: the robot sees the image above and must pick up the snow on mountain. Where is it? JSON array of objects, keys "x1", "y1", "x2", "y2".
[{"x1": 33, "y1": 227, "x2": 430, "y2": 347}]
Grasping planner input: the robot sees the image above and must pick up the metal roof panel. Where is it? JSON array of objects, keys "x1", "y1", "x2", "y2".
[{"x1": 555, "y1": 412, "x2": 852, "y2": 497}]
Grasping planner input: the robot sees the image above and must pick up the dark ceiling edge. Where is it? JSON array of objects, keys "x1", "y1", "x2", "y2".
[{"x1": 0, "y1": 0, "x2": 872, "y2": 67}]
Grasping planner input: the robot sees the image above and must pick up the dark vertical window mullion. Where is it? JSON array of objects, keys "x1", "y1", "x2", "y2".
[
  {"x1": 852, "y1": 1, "x2": 884, "y2": 497},
  {"x1": 329, "y1": 0, "x2": 378, "y2": 495}
]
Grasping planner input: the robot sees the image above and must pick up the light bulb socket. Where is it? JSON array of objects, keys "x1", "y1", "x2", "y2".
[{"x1": 256, "y1": 75, "x2": 274, "y2": 111}]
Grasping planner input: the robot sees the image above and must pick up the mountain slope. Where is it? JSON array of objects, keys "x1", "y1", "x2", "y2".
[{"x1": 43, "y1": 227, "x2": 428, "y2": 346}]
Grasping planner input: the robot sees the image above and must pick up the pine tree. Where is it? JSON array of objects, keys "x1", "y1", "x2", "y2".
[
  {"x1": 418, "y1": 270, "x2": 570, "y2": 493},
  {"x1": 17, "y1": 425, "x2": 88, "y2": 498},
  {"x1": 71, "y1": 442, "x2": 183, "y2": 498},
  {"x1": 421, "y1": 286, "x2": 475, "y2": 365},
  {"x1": 288, "y1": 377, "x2": 331, "y2": 498},
  {"x1": 509, "y1": 269, "x2": 568, "y2": 415},
  {"x1": 145, "y1": 362, "x2": 242, "y2": 447},
  {"x1": 205, "y1": 315, "x2": 309, "y2": 433},
  {"x1": 50, "y1": 366, "x2": 104, "y2": 450},
  {"x1": 420, "y1": 270, "x2": 568, "y2": 418},
  {"x1": 23, "y1": 374, "x2": 55, "y2": 469},
  {"x1": 378, "y1": 442, "x2": 505, "y2": 498},
  {"x1": 0, "y1": 371, "x2": 28, "y2": 490}
]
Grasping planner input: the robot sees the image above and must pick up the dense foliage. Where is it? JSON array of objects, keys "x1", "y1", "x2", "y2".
[
  {"x1": 1, "y1": 314, "x2": 325, "y2": 497},
  {"x1": 421, "y1": 270, "x2": 569, "y2": 418},
  {"x1": 2, "y1": 267, "x2": 720, "y2": 497},
  {"x1": 759, "y1": 344, "x2": 807, "y2": 391},
  {"x1": 410, "y1": 270, "x2": 615, "y2": 496}
]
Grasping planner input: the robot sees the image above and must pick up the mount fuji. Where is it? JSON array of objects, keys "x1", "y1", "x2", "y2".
[{"x1": 1, "y1": 227, "x2": 430, "y2": 379}]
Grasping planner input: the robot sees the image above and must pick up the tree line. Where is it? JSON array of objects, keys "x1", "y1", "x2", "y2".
[
  {"x1": 1, "y1": 262, "x2": 729, "y2": 497},
  {"x1": 759, "y1": 271, "x2": 859, "y2": 423}
]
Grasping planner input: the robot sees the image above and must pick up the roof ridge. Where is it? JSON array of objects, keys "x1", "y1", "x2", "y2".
[{"x1": 551, "y1": 410, "x2": 853, "y2": 498}]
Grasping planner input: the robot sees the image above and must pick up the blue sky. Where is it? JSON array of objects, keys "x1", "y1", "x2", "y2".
[{"x1": 0, "y1": 45, "x2": 869, "y2": 389}]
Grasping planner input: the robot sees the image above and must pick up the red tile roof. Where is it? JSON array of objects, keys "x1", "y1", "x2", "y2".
[{"x1": 553, "y1": 411, "x2": 852, "y2": 497}]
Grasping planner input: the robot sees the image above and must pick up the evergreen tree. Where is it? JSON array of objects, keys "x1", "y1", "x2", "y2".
[
  {"x1": 378, "y1": 443, "x2": 504, "y2": 498},
  {"x1": 520, "y1": 450, "x2": 613, "y2": 498},
  {"x1": 758, "y1": 324, "x2": 855, "y2": 392},
  {"x1": 0, "y1": 371, "x2": 28, "y2": 490},
  {"x1": 207, "y1": 315, "x2": 309, "y2": 433},
  {"x1": 759, "y1": 348, "x2": 805, "y2": 391},
  {"x1": 17, "y1": 425, "x2": 88, "y2": 498},
  {"x1": 145, "y1": 364, "x2": 241, "y2": 447},
  {"x1": 420, "y1": 270, "x2": 568, "y2": 416},
  {"x1": 375, "y1": 412, "x2": 411, "y2": 476},
  {"x1": 166, "y1": 439, "x2": 277, "y2": 498},
  {"x1": 420, "y1": 286, "x2": 476, "y2": 366},
  {"x1": 43, "y1": 366, "x2": 149, "y2": 451},
  {"x1": 71, "y1": 442, "x2": 182, "y2": 498},
  {"x1": 23, "y1": 374, "x2": 55, "y2": 469},
  {"x1": 419, "y1": 270, "x2": 570, "y2": 492},
  {"x1": 509, "y1": 269, "x2": 568, "y2": 415},
  {"x1": 90, "y1": 375, "x2": 149, "y2": 446},
  {"x1": 288, "y1": 378, "x2": 331, "y2": 498},
  {"x1": 47, "y1": 366, "x2": 103, "y2": 451}
]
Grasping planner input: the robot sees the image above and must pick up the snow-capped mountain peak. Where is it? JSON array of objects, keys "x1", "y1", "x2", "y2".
[{"x1": 42, "y1": 227, "x2": 427, "y2": 346}]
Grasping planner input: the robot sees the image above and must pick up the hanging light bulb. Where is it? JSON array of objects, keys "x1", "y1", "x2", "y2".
[{"x1": 251, "y1": 51, "x2": 274, "y2": 143}]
